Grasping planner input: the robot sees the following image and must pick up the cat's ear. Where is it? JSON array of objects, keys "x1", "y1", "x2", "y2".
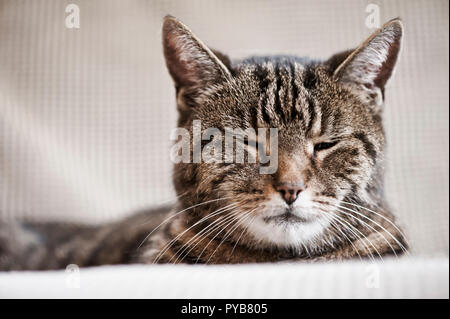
[
  {"x1": 332, "y1": 18, "x2": 403, "y2": 107},
  {"x1": 162, "y1": 15, "x2": 232, "y2": 91}
]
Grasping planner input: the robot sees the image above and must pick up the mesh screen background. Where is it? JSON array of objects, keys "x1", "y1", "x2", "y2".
[{"x1": 0, "y1": 0, "x2": 448, "y2": 256}]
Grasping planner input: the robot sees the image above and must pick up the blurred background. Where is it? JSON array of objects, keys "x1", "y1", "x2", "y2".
[{"x1": 0, "y1": 0, "x2": 448, "y2": 257}]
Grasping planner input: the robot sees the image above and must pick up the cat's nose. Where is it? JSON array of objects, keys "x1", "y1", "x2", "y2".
[{"x1": 275, "y1": 182, "x2": 305, "y2": 205}]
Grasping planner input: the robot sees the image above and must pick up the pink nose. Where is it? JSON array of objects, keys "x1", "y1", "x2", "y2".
[{"x1": 276, "y1": 183, "x2": 305, "y2": 205}]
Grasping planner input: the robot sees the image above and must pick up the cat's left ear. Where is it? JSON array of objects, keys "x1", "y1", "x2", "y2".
[{"x1": 332, "y1": 18, "x2": 403, "y2": 108}]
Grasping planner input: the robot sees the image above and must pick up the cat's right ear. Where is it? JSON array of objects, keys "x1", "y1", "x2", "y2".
[{"x1": 162, "y1": 15, "x2": 231, "y2": 96}]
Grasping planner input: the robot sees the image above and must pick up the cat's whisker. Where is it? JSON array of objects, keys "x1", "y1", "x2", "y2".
[
  {"x1": 323, "y1": 209, "x2": 381, "y2": 261},
  {"x1": 171, "y1": 212, "x2": 237, "y2": 264},
  {"x1": 196, "y1": 210, "x2": 251, "y2": 265},
  {"x1": 183, "y1": 211, "x2": 253, "y2": 263},
  {"x1": 137, "y1": 196, "x2": 234, "y2": 250},
  {"x1": 133, "y1": 192, "x2": 189, "y2": 228},
  {"x1": 340, "y1": 200, "x2": 410, "y2": 247},
  {"x1": 172, "y1": 208, "x2": 243, "y2": 264},
  {"x1": 319, "y1": 212, "x2": 364, "y2": 262},
  {"x1": 174, "y1": 200, "x2": 258, "y2": 264},
  {"x1": 170, "y1": 212, "x2": 237, "y2": 264},
  {"x1": 336, "y1": 205, "x2": 408, "y2": 255},
  {"x1": 152, "y1": 202, "x2": 239, "y2": 264},
  {"x1": 155, "y1": 210, "x2": 237, "y2": 265},
  {"x1": 228, "y1": 214, "x2": 258, "y2": 263},
  {"x1": 303, "y1": 243, "x2": 311, "y2": 258},
  {"x1": 318, "y1": 207, "x2": 377, "y2": 261},
  {"x1": 313, "y1": 198, "x2": 408, "y2": 257},
  {"x1": 195, "y1": 209, "x2": 254, "y2": 264},
  {"x1": 313, "y1": 200, "x2": 381, "y2": 260},
  {"x1": 318, "y1": 216, "x2": 347, "y2": 254},
  {"x1": 156, "y1": 203, "x2": 242, "y2": 264},
  {"x1": 205, "y1": 208, "x2": 257, "y2": 264},
  {"x1": 335, "y1": 208, "x2": 394, "y2": 259},
  {"x1": 334, "y1": 208, "x2": 401, "y2": 258},
  {"x1": 315, "y1": 217, "x2": 337, "y2": 250}
]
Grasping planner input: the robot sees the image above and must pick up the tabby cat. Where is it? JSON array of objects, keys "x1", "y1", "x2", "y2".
[{"x1": 0, "y1": 16, "x2": 408, "y2": 270}]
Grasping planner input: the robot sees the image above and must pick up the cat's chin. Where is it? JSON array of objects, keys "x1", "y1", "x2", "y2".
[{"x1": 240, "y1": 211, "x2": 329, "y2": 249}]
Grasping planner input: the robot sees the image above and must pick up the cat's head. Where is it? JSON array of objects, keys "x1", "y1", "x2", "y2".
[{"x1": 162, "y1": 16, "x2": 403, "y2": 252}]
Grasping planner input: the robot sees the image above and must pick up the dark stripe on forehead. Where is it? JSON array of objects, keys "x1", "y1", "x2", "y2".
[
  {"x1": 306, "y1": 95, "x2": 316, "y2": 135},
  {"x1": 273, "y1": 63, "x2": 286, "y2": 123},
  {"x1": 319, "y1": 112, "x2": 328, "y2": 136},
  {"x1": 354, "y1": 132, "x2": 377, "y2": 163},
  {"x1": 255, "y1": 64, "x2": 270, "y2": 90},
  {"x1": 303, "y1": 66, "x2": 317, "y2": 89},
  {"x1": 254, "y1": 65, "x2": 271, "y2": 124},
  {"x1": 281, "y1": 67, "x2": 291, "y2": 120},
  {"x1": 260, "y1": 99, "x2": 271, "y2": 124},
  {"x1": 289, "y1": 63, "x2": 299, "y2": 120},
  {"x1": 249, "y1": 104, "x2": 258, "y2": 129}
]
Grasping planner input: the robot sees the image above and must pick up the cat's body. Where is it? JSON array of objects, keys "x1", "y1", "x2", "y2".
[
  {"x1": 0, "y1": 16, "x2": 408, "y2": 270},
  {"x1": 0, "y1": 207, "x2": 169, "y2": 270}
]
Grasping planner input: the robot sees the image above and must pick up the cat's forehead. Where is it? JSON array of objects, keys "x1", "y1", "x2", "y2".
[
  {"x1": 234, "y1": 55, "x2": 319, "y2": 82},
  {"x1": 197, "y1": 54, "x2": 376, "y2": 139},
  {"x1": 231, "y1": 55, "x2": 328, "y2": 108},
  {"x1": 226, "y1": 56, "x2": 331, "y2": 129},
  {"x1": 237, "y1": 55, "x2": 317, "y2": 68}
]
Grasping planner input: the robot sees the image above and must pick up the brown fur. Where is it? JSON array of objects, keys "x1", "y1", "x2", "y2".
[{"x1": 0, "y1": 16, "x2": 408, "y2": 270}]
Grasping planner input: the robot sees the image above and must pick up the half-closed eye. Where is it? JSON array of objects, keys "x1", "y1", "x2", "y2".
[{"x1": 314, "y1": 141, "x2": 338, "y2": 153}]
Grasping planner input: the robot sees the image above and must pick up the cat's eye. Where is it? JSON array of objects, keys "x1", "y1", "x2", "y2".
[{"x1": 314, "y1": 141, "x2": 338, "y2": 152}]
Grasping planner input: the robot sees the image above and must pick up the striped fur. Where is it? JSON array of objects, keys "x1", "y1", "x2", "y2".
[{"x1": 0, "y1": 17, "x2": 407, "y2": 270}]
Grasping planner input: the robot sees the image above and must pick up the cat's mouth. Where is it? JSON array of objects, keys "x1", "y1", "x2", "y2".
[{"x1": 263, "y1": 209, "x2": 312, "y2": 224}]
